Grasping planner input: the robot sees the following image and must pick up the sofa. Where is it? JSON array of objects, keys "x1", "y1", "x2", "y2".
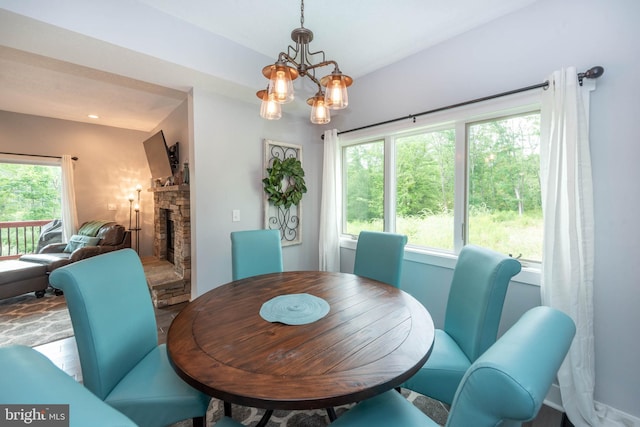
[
  {"x1": 19, "y1": 221, "x2": 131, "y2": 273},
  {"x1": 0, "y1": 221, "x2": 130, "y2": 300}
]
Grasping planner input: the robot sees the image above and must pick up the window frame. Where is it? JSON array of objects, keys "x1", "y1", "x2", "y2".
[{"x1": 339, "y1": 91, "x2": 542, "y2": 283}]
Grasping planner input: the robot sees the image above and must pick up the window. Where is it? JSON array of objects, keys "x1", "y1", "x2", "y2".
[
  {"x1": 343, "y1": 140, "x2": 384, "y2": 235},
  {"x1": 395, "y1": 128, "x2": 455, "y2": 251},
  {"x1": 467, "y1": 113, "x2": 541, "y2": 261},
  {"x1": 0, "y1": 161, "x2": 62, "y2": 221},
  {"x1": 341, "y1": 95, "x2": 542, "y2": 264},
  {"x1": 0, "y1": 159, "x2": 62, "y2": 256}
]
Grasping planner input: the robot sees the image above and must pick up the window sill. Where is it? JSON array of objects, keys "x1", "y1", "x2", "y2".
[{"x1": 340, "y1": 236, "x2": 540, "y2": 287}]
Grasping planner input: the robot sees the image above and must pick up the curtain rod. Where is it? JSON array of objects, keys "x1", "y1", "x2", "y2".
[
  {"x1": 0, "y1": 152, "x2": 78, "y2": 161},
  {"x1": 323, "y1": 65, "x2": 604, "y2": 139}
]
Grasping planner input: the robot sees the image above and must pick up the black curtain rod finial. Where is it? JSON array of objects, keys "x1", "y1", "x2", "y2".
[{"x1": 578, "y1": 65, "x2": 604, "y2": 85}]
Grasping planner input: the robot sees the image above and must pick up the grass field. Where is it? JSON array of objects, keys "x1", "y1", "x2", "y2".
[{"x1": 346, "y1": 210, "x2": 542, "y2": 262}]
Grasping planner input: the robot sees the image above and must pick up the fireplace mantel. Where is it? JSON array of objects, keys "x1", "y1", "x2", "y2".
[{"x1": 149, "y1": 184, "x2": 190, "y2": 194}]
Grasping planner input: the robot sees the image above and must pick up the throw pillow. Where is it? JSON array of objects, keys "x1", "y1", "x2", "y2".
[{"x1": 63, "y1": 235, "x2": 101, "y2": 253}]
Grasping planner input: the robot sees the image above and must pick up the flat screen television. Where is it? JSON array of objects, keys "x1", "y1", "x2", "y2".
[{"x1": 143, "y1": 130, "x2": 175, "y2": 180}]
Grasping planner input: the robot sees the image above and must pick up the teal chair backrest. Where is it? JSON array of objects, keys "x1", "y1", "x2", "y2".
[
  {"x1": 49, "y1": 249, "x2": 158, "y2": 400},
  {"x1": 444, "y1": 244, "x2": 521, "y2": 362},
  {"x1": 353, "y1": 231, "x2": 408, "y2": 287},
  {"x1": 447, "y1": 306, "x2": 576, "y2": 427},
  {"x1": 231, "y1": 229, "x2": 283, "y2": 280}
]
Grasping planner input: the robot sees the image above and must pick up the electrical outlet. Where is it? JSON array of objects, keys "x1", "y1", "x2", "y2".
[
  {"x1": 107, "y1": 203, "x2": 117, "y2": 211},
  {"x1": 232, "y1": 210, "x2": 240, "y2": 222}
]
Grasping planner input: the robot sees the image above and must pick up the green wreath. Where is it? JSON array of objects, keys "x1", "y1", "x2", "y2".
[{"x1": 262, "y1": 157, "x2": 307, "y2": 209}]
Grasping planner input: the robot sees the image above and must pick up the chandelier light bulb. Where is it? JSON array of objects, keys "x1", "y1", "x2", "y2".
[
  {"x1": 267, "y1": 64, "x2": 295, "y2": 104},
  {"x1": 308, "y1": 93, "x2": 330, "y2": 124},
  {"x1": 257, "y1": 90, "x2": 282, "y2": 120},
  {"x1": 326, "y1": 79, "x2": 347, "y2": 109},
  {"x1": 321, "y1": 71, "x2": 352, "y2": 110}
]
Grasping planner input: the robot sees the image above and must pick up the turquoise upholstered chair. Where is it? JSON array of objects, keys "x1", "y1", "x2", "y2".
[
  {"x1": 0, "y1": 345, "x2": 136, "y2": 427},
  {"x1": 330, "y1": 306, "x2": 576, "y2": 427},
  {"x1": 49, "y1": 249, "x2": 210, "y2": 427},
  {"x1": 231, "y1": 229, "x2": 283, "y2": 280},
  {"x1": 403, "y1": 244, "x2": 521, "y2": 405},
  {"x1": 353, "y1": 230, "x2": 408, "y2": 287}
]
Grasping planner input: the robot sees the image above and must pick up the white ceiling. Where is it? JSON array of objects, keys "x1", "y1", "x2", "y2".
[{"x1": 0, "y1": 0, "x2": 539, "y2": 131}]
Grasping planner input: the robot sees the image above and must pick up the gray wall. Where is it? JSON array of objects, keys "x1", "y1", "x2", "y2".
[
  {"x1": 189, "y1": 88, "x2": 321, "y2": 295},
  {"x1": 333, "y1": 0, "x2": 640, "y2": 420}
]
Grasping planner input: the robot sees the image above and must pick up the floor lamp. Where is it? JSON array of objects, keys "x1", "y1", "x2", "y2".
[{"x1": 128, "y1": 185, "x2": 141, "y2": 253}]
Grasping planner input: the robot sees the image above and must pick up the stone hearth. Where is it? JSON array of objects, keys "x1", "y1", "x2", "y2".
[{"x1": 145, "y1": 185, "x2": 190, "y2": 307}]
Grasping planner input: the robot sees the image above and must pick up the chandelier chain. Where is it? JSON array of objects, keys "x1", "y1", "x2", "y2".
[{"x1": 300, "y1": 0, "x2": 305, "y2": 28}]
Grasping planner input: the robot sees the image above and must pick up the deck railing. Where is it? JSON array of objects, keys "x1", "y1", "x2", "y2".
[{"x1": 0, "y1": 220, "x2": 54, "y2": 260}]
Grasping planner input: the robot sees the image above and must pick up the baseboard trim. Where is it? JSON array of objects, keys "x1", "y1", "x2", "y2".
[
  {"x1": 543, "y1": 383, "x2": 564, "y2": 412},
  {"x1": 544, "y1": 384, "x2": 640, "y2": 425}
]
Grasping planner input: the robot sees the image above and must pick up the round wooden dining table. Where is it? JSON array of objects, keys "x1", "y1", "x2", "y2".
[{"x1": 167, "y1": 270, "x2": 434, "y2": 413}]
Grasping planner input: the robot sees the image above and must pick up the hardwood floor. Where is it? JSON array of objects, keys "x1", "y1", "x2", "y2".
[
  {"x1": 33, "y1": 301, "x2": 565, "y2": 426},
  {"x1": 33, "y1": 301, "x2": 187, "y2": 383}
]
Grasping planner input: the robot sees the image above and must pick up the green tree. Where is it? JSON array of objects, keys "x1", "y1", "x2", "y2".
[
  {"x1": 0, "y1": 163, "x2": 61, "y2": 221},
  {"x1": 468, "y1": 114, "x2": 541, "y2": 215},
  {"x1": 396, "y1": 129, "x2": 455, "y2": 216},
  {"x1": 344, "y1": 141, "x2": 384, "y2": 224}
]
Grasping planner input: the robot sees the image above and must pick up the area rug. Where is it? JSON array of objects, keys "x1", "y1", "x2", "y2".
[
  {"x1": 0, "y1": 290, "x2": 73, "y2": 348},
  {"x1": 172, "y1": 389, "x2": 448, "y2": 427}
]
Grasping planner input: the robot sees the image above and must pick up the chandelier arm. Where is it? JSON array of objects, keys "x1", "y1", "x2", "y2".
[
  {"x1": 278, "y1": 52, "x2": 301, "y2": 69},
  {"x1": 304, "y1": 60, "x2": 339, "y2": 74},
  {"x1": 303, "y1": 47, "x2": 327, "y2": 66},
  {"x1": 304, "y1": 73, "x2": 322, "y2": 89},
  {"x1": 277, "y1": 52, "x2": 327, "y2": 87},
  {"x1": 285, "y1": 44, "x2": 302, "y2": 64}
]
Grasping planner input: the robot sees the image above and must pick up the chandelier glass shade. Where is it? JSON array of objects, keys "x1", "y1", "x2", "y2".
[
  {"x1": 258, "y1": 0, "x2": 352, "y2": 124},
  {"x1": 257, "y1": 89, "x2": 282, "y2": 120},
  {"x1": 307, "y1": 92, "x2": 330, "y2": 124}
]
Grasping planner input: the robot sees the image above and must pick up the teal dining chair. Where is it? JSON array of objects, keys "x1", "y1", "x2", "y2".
[
  {"x1": 329, "y1": 305, "x2": 576, "y2": 427},
  {"x1": 231, "y1": 229, "x2": 283, "y2": 280},
  {"x1": 49, "y1": 249, "x2": 210, "y2": 427},
  {"x1": 0, "y1": 345, "x2": 137, "y2": 427},
  {"x1": 353, "y1": 230, "x2": 408, "y2": 287},
  {"x1": 403, "y1": 244, "x2": 521, "y2": 405}
]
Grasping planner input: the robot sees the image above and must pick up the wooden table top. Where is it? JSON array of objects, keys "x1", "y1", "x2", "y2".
[{"x1": 167, "y1": 271, "x2": 434, "y2": 410}]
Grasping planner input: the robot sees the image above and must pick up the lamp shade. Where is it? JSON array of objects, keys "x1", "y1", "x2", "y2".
[
  {"x1": 307, "y1": 94, "x2": 330, "y2": 124},
  {"x1": 257, "y1": 90, "x2": 282, "y2": 120},
  {"x1": 263, "y1": 63, "x2": 298, "y2": 104},
  {"x1": 321, "y1": 71, "x2": 353, "y2": 110}
]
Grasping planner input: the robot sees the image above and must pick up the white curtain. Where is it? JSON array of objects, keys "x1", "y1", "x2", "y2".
[
  {"x1": 319, "y1": 129, "x2": 341, "y2": 271},
  {"x1": 540, "y1": 68, "x2": 625, "y2": 426},
  {"x1": 60, "y1": 155, "x2": 78, "y2": 242}
]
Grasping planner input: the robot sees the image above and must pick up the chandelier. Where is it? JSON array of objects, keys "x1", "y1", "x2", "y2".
[{"x1": 257, "y1": 0, "x2": 353, "y2": 124}]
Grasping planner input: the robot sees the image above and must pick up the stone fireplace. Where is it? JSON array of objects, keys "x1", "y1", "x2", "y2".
[{"x1": 144, "y1": 184, "x2": 191, "y2": 307}]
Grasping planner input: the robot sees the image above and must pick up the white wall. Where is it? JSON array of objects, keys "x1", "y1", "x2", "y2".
[{"x1": 334, "y1": 0, "x2": 640, "y2": 421}]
